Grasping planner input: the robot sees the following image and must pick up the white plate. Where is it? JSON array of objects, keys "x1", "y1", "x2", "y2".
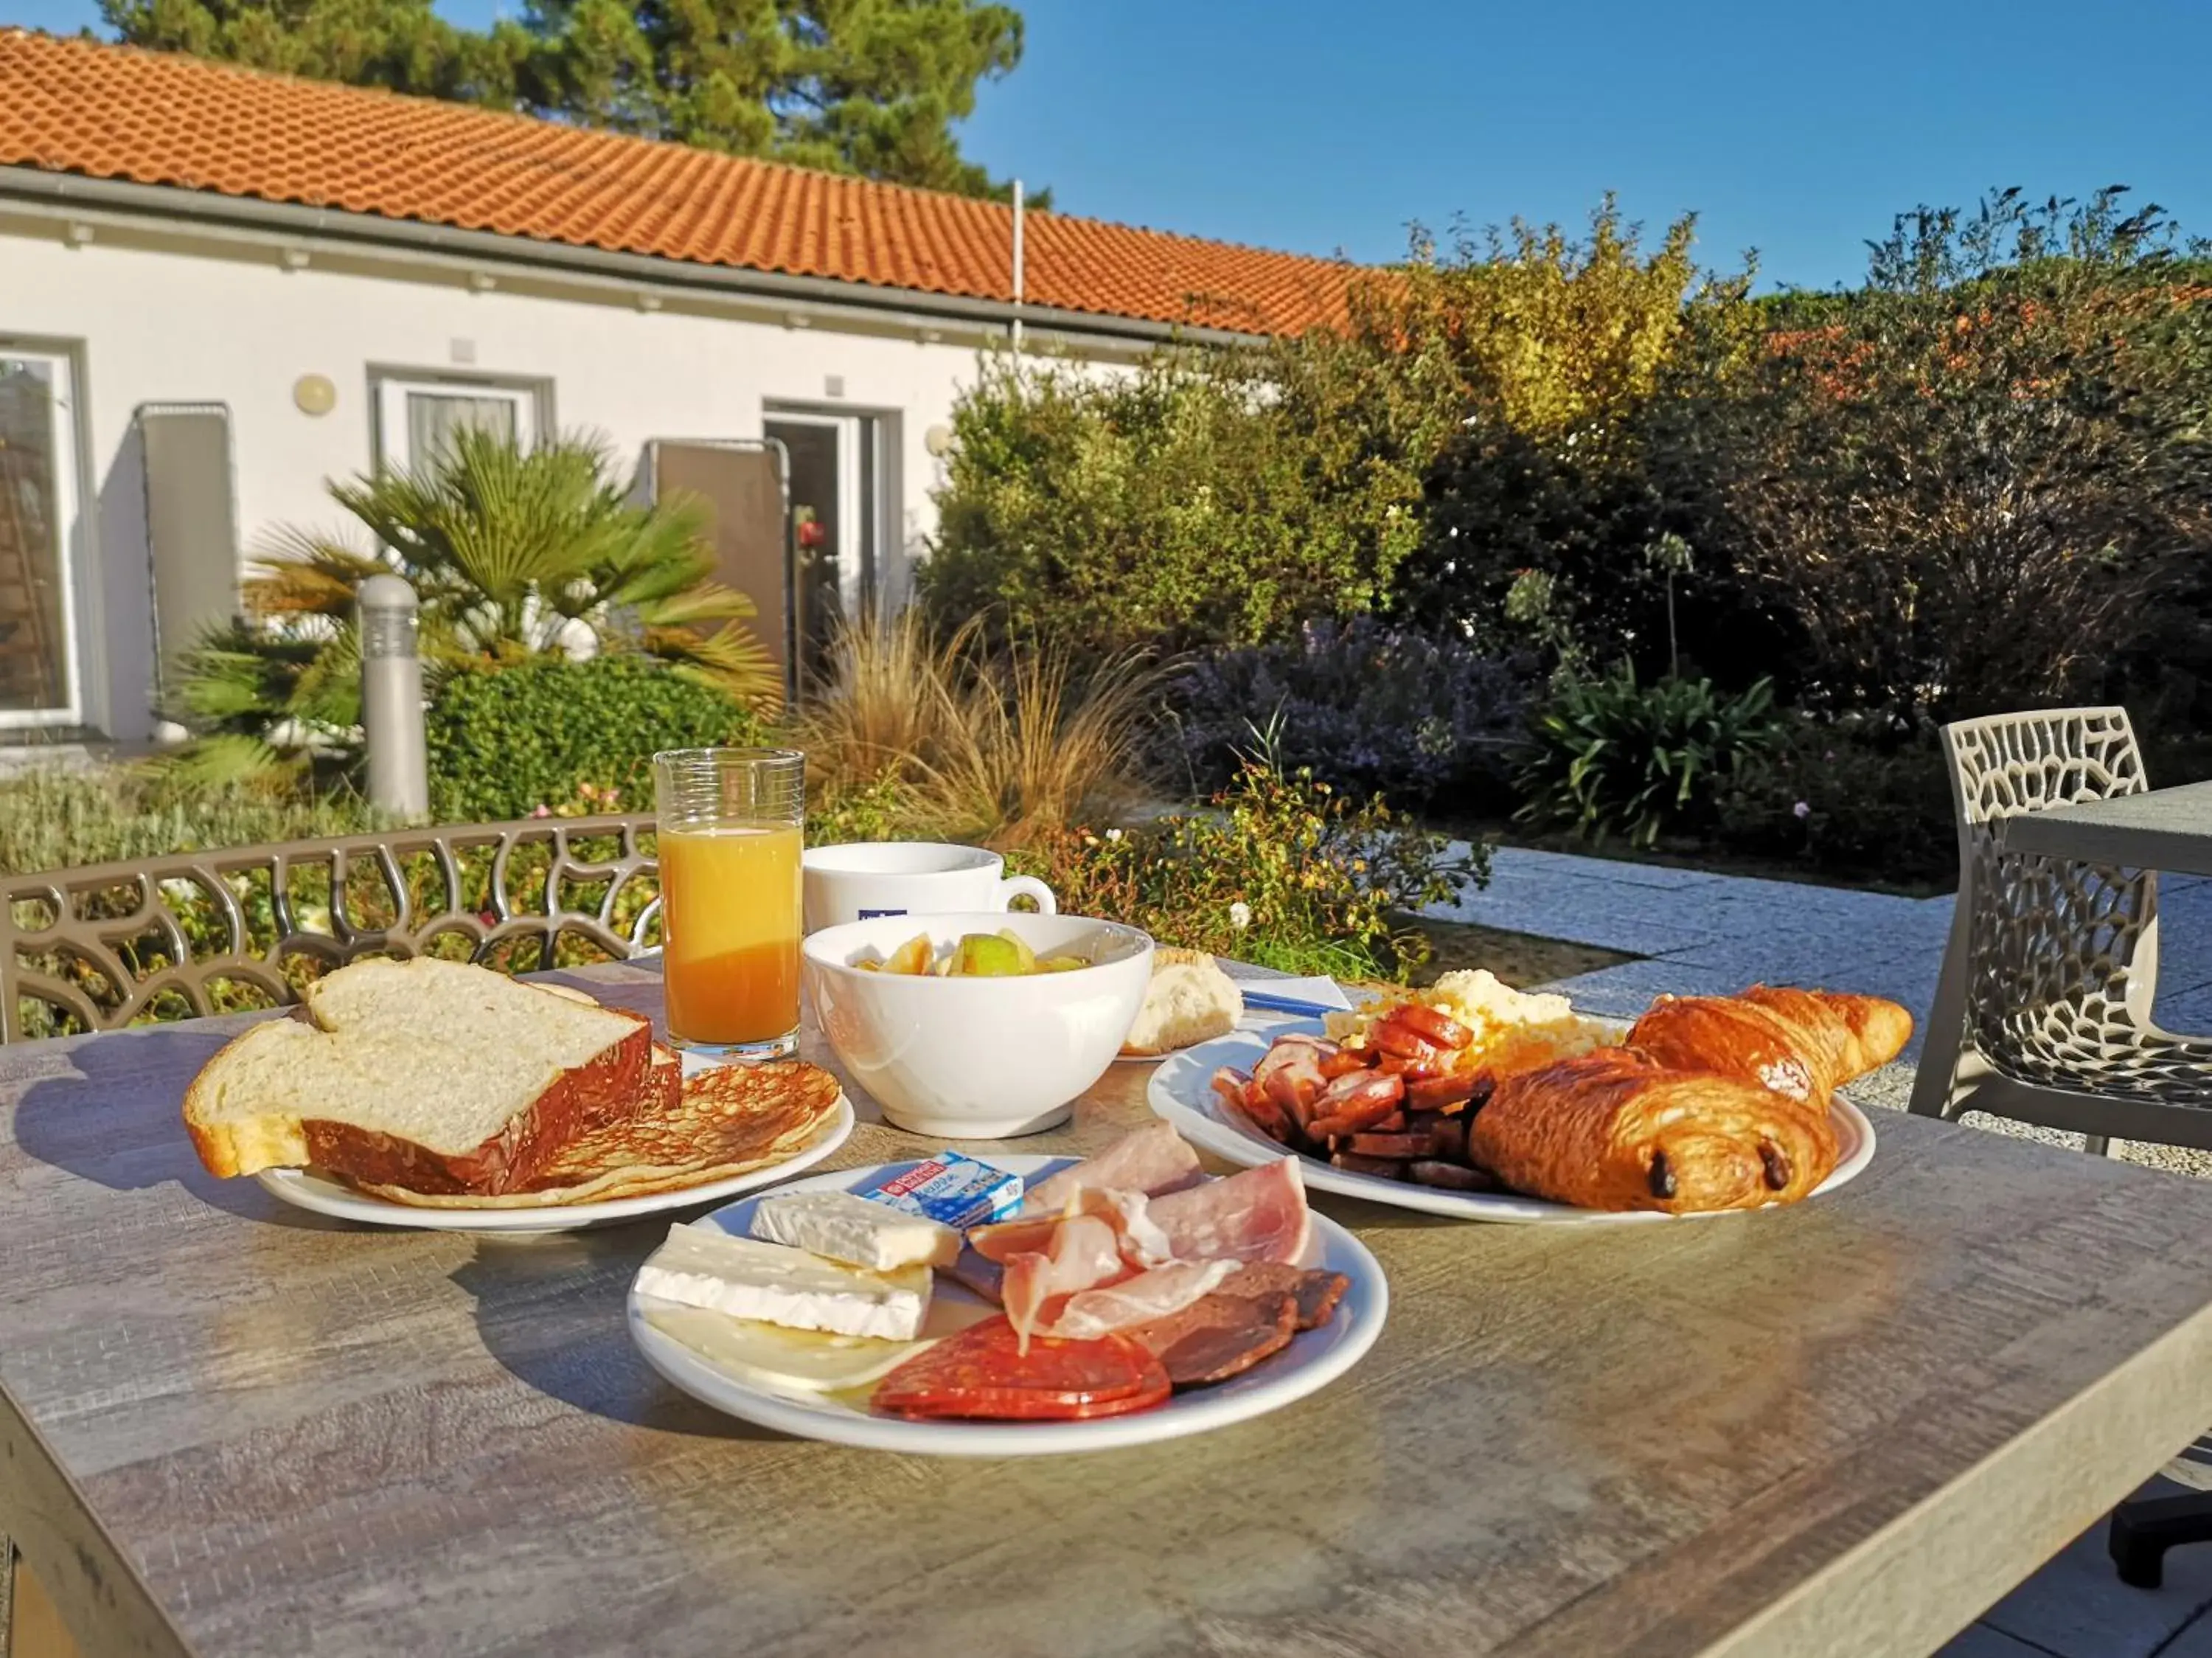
[
  {"x1": 1147, "y1": 1022, "x2": 1879, "y2": 1225},
  {"x1": 255, "y1": 1054, "x2": 855, "y2": 1233},
  {"x1": 628, "y1": 1153, "x2": 1388, "y2": 1456}
]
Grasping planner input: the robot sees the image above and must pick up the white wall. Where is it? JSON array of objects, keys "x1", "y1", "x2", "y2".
[{"x1": 0, "y1": 212, "x2": 1054, "y2": 740}]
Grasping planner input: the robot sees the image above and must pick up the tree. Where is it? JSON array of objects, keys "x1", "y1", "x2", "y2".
[
  {"x1": 1689, "y1": 189, "x2": 2212, "y2": 722},
  {"x1": 102, "y1": 0, "x2": 1035, "y2": 201}
]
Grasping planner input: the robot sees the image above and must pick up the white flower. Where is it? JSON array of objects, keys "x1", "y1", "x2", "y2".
[
  {"x1": 1105, "y1": 827, "x2": 1123, "y2": 842},
  {"x1": 1228, "y1": 901, "x2": 1252, "y2": 931}
]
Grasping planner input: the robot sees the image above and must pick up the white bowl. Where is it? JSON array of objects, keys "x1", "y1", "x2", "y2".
[{"x1": 803, "y1": 912, "x2": 1155, "y2": 1138}]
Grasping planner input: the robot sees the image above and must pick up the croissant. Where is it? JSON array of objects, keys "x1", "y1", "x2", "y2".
[
  {"x1": 1470, "y1": 1047, "x2": 1840, "y2": 1213},
  {"x1": 1626, "y1": 985, "x2": 1913, "y2": 1104}
]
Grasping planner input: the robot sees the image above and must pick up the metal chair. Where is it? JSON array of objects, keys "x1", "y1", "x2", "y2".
[
  {"x1": 0, "y1": 812, "x2": 661, "y2": 1043},
  {"x1": 1907, "y1": 706, "x2": 2212, "y2": 1589},
  {"x1": 1907, "y1": 705, "x2": 2212, "y2": 1148}
]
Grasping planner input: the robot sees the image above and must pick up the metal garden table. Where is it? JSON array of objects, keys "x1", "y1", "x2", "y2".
[
  {"x1": 10, "y1": 959, "x2": 2212, "y2": 1657},
  {"x1": 2001, "y1": 779, "x2": 2212, "y2": 877}
]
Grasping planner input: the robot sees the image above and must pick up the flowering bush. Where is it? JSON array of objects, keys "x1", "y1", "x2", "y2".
[
  {"x1": 1164, "y1": 617, "x2": 1533, "y2": 811},
  {"x1": 1011, "y1": 757, "x2": 1485, "y2": 979}
]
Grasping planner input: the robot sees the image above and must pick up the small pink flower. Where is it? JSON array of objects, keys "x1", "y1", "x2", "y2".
[
  {"x1": 1792, "y1": 800, "x2": 1812, "y2": 819},
  {"x1": 531, "y1": 804, "x2": 552, "y2": 819}
]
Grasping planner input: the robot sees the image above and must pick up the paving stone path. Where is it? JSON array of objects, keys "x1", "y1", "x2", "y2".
[{"x1": 1419, "y1": 844, "x2": 2212, "y2": 1658}]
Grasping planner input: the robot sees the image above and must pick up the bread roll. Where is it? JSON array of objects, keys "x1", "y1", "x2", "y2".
[{"x1": 1121, "y1": 948, "x2": 1245, "y2": 1056}]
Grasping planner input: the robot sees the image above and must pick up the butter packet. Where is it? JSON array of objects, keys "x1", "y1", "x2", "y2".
[{"x1": 857, "y1": 1153, "x2": 1022, "y2": 1230}]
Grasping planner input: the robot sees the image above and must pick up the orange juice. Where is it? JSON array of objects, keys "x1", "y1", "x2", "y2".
[{"x1": 659, "y1": 824, "x2": 803, "y2": 1047}]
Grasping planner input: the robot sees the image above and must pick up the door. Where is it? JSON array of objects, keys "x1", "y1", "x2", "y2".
[
  {"x1": 0, "y1": 350, "x2": 84, "y2": 727},
  {"x1": 763, "y1": 412, "x2": 879, "y2": 685}
]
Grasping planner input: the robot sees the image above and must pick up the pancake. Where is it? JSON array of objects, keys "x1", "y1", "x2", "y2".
[{"x1": 348, "y1": 1058, "x2": 843, "y2": 1209}]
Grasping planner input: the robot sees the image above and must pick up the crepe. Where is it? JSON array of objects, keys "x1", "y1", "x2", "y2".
[{"x1": 349, "y1": 1059, "x2": 844, "y2": 1209}]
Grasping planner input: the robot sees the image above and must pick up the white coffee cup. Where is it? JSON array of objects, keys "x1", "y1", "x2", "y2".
[{"x1": 801, "y1": 842, "x2": 1057, "y2": 932}]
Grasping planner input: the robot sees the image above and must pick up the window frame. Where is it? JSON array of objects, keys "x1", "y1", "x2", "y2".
[
  {"x1": 0, "y1": 341, "x2": 90, "y2": 731},
  {"x1": 367, "y1": 369, "x2": 552, "y2": 475}
]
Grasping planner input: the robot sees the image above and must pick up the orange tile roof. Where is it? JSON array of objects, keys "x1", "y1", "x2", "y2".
[{"x1": 0, "y1": 29, "x2": 1360, "y2": 337}]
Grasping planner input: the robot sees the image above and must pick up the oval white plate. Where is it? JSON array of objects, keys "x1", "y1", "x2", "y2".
[
  {"x1": 628, "y1": 1153, "x2": 1388, "y2": 1456},
  {"x1": 256, "y1": 1054, "x2": 854, "y2": 1233},
  {"x1": 1147, "y1": 1022, "x2": 1878, "y2": 1225}
]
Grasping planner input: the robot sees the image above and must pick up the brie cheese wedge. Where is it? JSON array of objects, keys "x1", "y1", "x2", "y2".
[
  {"x1": 750, "y1": 1190, "x2": 961, "y2": 1271},
  {"x1": 636, "y1": 1224, "x2": 930, "y2": 1341}
]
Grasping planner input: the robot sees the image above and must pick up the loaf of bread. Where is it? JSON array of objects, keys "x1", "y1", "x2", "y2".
[
  {"x1": 1121, "y1": 948, "x2": 1245, "y2": 1056},
  {"x1": 183, "y1": 957, "x2": 655, "y2": 1196}
]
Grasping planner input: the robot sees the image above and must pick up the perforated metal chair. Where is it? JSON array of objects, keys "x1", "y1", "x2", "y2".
[
  {"x1": 1907, "y1": 706, "x2": 2212, "y2": 1148},
  {"x1": 1907, "y1": 707, "x2": 2212, "y2": 1588}
]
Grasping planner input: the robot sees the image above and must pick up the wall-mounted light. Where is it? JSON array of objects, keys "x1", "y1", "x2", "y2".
[
  {"x1": 923, "y1": 423, "x2": 954, "y2": 458},
  {"x1": 293, "y1": 374, "x2": 338, "y2": 417}
]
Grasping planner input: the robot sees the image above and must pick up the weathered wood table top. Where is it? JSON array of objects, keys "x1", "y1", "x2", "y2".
[
  {"x1": 2002, "y1": 778, "x2": 2212, "y2": 876},
  {"x1": 12, "y1": 960, "x2": 2212, "y2": 1658}
]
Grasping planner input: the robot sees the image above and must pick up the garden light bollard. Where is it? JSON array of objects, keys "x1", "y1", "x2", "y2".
[{"x1": 358, "y1": 573, "x2": 429, "y2": 818}]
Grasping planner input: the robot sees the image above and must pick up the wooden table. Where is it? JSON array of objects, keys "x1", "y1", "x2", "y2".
[
  {"x1": 2002, "y1": 779, "x2": 2212, "y2": 877},
  {"x1": 11, "y1": 961, "x2": 2212, "y2": 1658}
]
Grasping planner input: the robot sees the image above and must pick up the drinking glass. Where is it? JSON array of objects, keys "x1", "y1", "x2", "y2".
[{"x1": 652, "y1": 747, "x2": 805, "y2": 1059}]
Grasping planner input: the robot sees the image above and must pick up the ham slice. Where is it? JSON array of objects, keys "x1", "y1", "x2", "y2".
[
  {"x1": 1147, "y1": 1157, "x2": 1310, "y2": 1265},
  {"x1": 1000, "y1": 1213, "x2": 1128, "y2": 1352},
  {"x1": 1021, "y1": 1122, "x2": 1204, "y2": 1214},
  {"x1": 1046, "y1": 1260, "x2": 1239, "y2": 1340},
  {"x1": 971, "y1": 1188, "x2": 1173, "y2": 1270}
]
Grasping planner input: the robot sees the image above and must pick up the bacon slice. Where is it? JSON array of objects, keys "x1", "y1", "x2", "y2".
[
  {"x1": 1047, "y1": 1260, "x2": 1239, "y2": 1340},
  {"x1": 1000, "y1": 1213, "x2": 1129, "y2": 1353},
  {"x1": 1021, "y1": 1122, "x2": 1203, "y2": 1215},
  {"x1": 1146, "y1": 1157, "x2": 1310, "y2": 1265}
]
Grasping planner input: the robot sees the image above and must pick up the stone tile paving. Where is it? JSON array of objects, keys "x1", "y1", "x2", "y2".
[{"x1": 1419, "y1": 845, "x2": 2212, "y2": 1658}]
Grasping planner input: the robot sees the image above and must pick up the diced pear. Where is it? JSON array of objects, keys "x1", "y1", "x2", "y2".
[
  {"x1": 995, "y1": 929, "x2": 1038, "y2": 973},
  {"x1": 951, "y1": 932, "x2": 1026, "y2": 977},
  {"x1": 884, "y1": 934, "x2": 934, "y2": 975},
  {"x1": 1036, "y1": 954, "x2": 1088, "y2": 973}
]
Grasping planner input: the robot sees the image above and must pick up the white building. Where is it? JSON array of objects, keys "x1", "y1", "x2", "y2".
[{"x1": 0, "y1": 28, "x2": 1354, "y2": 743}]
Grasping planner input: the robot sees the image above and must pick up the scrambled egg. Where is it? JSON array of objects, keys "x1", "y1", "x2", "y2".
[{"x1": 1325, "y1": 969, "x2": 1616, "y2": 1077}]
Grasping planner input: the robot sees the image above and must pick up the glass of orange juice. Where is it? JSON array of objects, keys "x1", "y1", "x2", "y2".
[{"x1": 652, "y1": 747, "x2": 805, "y2": 1059}]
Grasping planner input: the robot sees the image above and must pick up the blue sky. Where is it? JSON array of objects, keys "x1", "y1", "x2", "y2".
[{"x1": 14, "y1": 0, "x2": 2212, "y2": 290}]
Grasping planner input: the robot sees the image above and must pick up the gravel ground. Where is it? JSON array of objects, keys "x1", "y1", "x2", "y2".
[{"x1": 1854, "y1": 1061, "x2": 2212, "y2": 1181}]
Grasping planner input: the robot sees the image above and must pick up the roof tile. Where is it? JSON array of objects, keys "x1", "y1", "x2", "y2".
[{"x1": 0, "y1": 30, "x2": 1360, "y2": 335}]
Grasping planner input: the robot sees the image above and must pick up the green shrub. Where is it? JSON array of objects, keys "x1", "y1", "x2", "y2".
[
  {"x1": 1516, "y1": 666, "x2": 1781, "y2": 848},
  {"x1": 1714, "y1": 715, "x2": 1955, "y2": 884},
  {"x1": 0, "y1": 766, "x2": 386, "y2": 877},
  {"x1": 922, "y1": 347, "x2": 1425, "y2": 662},
  {"x1": 1009, "y1": 758, "x2": 1485, "y2": 980},
  {"x1": 425, "y1": 653, "x2": 766, "y2": 823}
]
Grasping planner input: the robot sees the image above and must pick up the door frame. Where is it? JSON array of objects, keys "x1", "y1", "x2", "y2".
[
  {"x1": 0, "y1": 338, "x2": 97, "y2": 733},
  {"x1": 762, "y1": 404, "x2": 891, "y2": 621}
]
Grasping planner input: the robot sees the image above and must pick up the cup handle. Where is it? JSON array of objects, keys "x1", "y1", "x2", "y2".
[{"x1": 997, "y1": 875, "x2": 1057, "y2": 915}]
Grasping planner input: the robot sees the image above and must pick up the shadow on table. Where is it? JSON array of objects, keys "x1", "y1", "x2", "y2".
[
  {"x1": 451, "y1": 1226, "x2": 788, "y2": 1445},
  {"x1": 10, "y1": 1021, "x2": 341, "y2": 1231}
]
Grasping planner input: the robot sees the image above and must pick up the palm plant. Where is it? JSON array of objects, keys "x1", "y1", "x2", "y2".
[{"x1": 172, "y1": 430, "x2": 779, "y2": 783}]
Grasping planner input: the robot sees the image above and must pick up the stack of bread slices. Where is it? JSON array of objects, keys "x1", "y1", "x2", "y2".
[{"x1": 184, "y1": 957, "x2": 835, "y2": 1204}]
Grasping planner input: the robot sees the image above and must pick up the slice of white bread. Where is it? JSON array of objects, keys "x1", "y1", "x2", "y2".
[
  {"x1": 184, "y1": 957, "x2": 654, "y2": 1196},
  {"x1": 1121, "y1": 948, "x2": 1245, "y2": 1056}
]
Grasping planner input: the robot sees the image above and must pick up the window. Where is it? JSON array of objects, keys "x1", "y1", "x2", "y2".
[
  {"x1": 375, "y1": 375, "x2": 540, "y2": 473},
  {"x1": 0, "y1": 349, "x2": 84, "y2": 727}
]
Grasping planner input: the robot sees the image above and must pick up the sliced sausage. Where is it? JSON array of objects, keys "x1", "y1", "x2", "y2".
[
  {"x1": 1368, "y1": 1019, "x2": 1447, "y2": 1064},
  {"x1": 1409, "y1": 1161, "x2": 1499, "y2": 1192},
  {"x1": 1305, "y1": 1072, "x2": 1407, "y2": 1137},
  {"x1": 1220, "y1": 1263, "x2": 1350, "y2": 1331},
  {"x1": 1331, "y1": 1151, "x2": 1412, "y2": 1179},
  {"x1": 1125, "y1": 1291, "x2": 1298, "y2": 1387},
  {"x1": 1395, "y1": 1005, "x2": 1475, "y2": 1050}
]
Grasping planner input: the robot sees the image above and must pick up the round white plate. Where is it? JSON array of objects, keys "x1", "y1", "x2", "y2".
[
  {"x1": 255, "y1": 1054, "x2": 854, "y2": 1232},
  {"x1": 1147, "y1": 1022, "x2": 1879, "y2": 1225},
  {"x1": 628, "y1": 1153, "x2": 1388, "y2": 1456}
]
